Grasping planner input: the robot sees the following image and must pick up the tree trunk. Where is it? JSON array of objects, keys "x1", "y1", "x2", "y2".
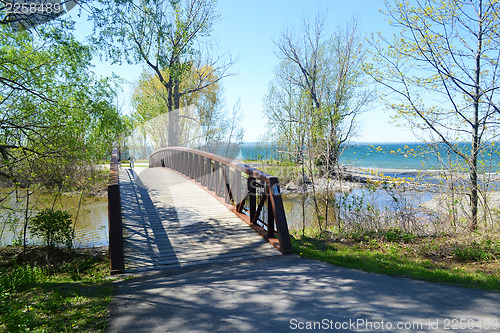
[
  {"x1": 470, "y1": 1, "x2": 483, "y2": 231},
  {"x1": 167, "y1": 54, "x2": 181, "y2": 147},
  {"x1": 23, "y1": 187, "x2": 30, "y2": 255},
  {"x1": 143, "y1": 131, "x2": 148, "y2": 159},
  {"x1": 470, "y1": 146, "x2": 478, "y2": 230}
]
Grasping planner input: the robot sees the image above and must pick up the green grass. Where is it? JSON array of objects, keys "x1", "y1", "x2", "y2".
[
  {"x1": 0, "y1": 247, "x2": 114, "y2": 332},
  {"x1": 249, "y1": 161, "x2": 301, "y2": 184},
  {"x1": 292, "y1": 233, "x2": 500, "y2": 292}
]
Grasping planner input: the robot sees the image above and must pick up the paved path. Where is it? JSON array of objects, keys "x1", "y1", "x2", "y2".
[
  {"x1": 108, "y1": 166, "x2": 500, "y2": 332},
  {"x1": 106, "y1": 255, "x2": 500, "y2": 332},
  {"x1": 119, "y1": 167, "x2": 280, "y2": 272}
]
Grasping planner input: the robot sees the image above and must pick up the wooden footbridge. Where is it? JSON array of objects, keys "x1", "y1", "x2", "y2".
[{"x1": 107, "y1": 148, "x2": 292, "y2": 274}]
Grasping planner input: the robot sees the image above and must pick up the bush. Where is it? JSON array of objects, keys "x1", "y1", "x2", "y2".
[
  {"x1": 454, "y1": 240, "x2": 500, "y2": 262},
  {"x1": 383, "y1": 228, "x2": 417, "y2": 243},
  {"x1": 29, "y1": 209, "x2": 75, "y2": 249},
  {"x1": 0, "y1": 264, "x2": 46, "y2": 292}
]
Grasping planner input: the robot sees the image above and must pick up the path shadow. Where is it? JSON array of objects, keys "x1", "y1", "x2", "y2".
[
  {"x1": 107, "y1": 255, "x2": 500, "y2": 332},
  {"x1": 120, "y1": 168, "x2": 180, "y2": 270}
]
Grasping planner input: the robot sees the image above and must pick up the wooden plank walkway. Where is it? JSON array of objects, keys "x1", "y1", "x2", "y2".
[{"x1": 119, "y1": 167, "x2": 281, "y2": 272}]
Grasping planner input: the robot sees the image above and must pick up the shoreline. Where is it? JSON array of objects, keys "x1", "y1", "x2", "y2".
[
  {"x1": 279, "y1": 165, "x2": 440, "y2": 195},
  {"x1": 278, "y1": 164, "x2": 500, "y2": 196}
]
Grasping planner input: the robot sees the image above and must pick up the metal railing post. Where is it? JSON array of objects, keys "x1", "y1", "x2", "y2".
[
  {"x1": 194, "y1": 154, "x2": 201, "y2": 182},
  {"x1": 268, "y1": 177, "x2": 292, "y2": 253},
  {"x1": 266, "y1": 185, "x2": 275, "y2": 238},
  {"x1": 108, "y1": 148, "x2": 124, "y2": 274},
  {"x1": 248, "y1": 176, "x2": 256, "y2": 223},
  {"x1": 234, "y1": 170, "x2": 243, "y2": 212},
  {"x1": 224, "y1": 165, "x2": 231, "y2": 203},
  {"x1": 188, "y1": 152, "x2": 193, "y2": 179},
  {"x1": 214, "y1": 161, "x2": 220, "y2": 195}
]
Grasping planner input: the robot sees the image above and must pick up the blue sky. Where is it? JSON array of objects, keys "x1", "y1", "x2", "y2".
[{"x1": 70, "y1": 0, "x2": 418, "y2": 143}]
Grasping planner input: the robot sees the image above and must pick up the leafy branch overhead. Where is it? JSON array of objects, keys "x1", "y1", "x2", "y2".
[
  {"x1": 91, "y1": 0, "x2": 235, "y2": 146},
  {"x1": 0, "y1": 13, "x2": 128, "y2": 250},
  {"x1": 0, "y1": 21, "x2": 126, "y2": 187}
]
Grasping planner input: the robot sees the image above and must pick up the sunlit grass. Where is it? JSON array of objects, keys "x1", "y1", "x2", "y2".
[
  {"x1": 0, "y1": 247, "x2": 114, "y2": 332},
  {"x1": 291, "y1": 230, "x2": 500, "y2": 292}
]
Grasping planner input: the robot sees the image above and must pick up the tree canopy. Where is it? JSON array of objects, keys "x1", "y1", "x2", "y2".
[
  {"x1": 90, "y1": 0, "x2": 233, "y2": 146},
  {"x1": 128, "y1": 67, "x2": 243, "y2": 157},
  {"x1": 0, "y1": 19, "x2": 126, "y2": 190},
  {"x1": 265, "y1": 15, "x2": 371, "y2": 173}
]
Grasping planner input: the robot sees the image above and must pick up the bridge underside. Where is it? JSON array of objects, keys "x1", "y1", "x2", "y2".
[{"x1": 119, "y1": 167, "x2": 281, "y2": 273}]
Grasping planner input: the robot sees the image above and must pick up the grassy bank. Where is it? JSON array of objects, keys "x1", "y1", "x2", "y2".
[
  {"x1": 292, "y1": 229, "x2": 500, "y2": 292},
  {"x1": 120, "y1": 159, "x2": 150, "y2": 168},
  {"x1": 242, "y1": 160, "x2": 302, "y2": 185},
  {"x1": 0, "y1": 246, "x2": 113, "y2": 332}
]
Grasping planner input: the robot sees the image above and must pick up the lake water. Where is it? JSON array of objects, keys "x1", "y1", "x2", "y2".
[
  {"x1": 238, "y1": 142, "x2": 500, "y2": 172},
  {"x1": 237, "y1": 142, "x2": 500, "y2": 229}
]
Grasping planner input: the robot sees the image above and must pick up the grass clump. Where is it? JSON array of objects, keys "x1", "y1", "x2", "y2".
[
  {"x1": 342, "y1": 228, "x2": 418, "y2": 243},
  {"x1": 0, "y1": 264, "x2": 46, "y2": 292},
  {"x1": 453, "y1": 240, "x2": 500, "y2": 262},
  {"x1": 291, "y1": 228, "x2": 500, "y2": 292},
  {"x1": 0, "y1": 246, "x2": 113, "y2": 332}
]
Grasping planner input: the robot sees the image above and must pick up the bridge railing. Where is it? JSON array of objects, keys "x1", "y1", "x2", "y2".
[
  {"x1": 149, "y1": 147, "x2": 293, "y2": 254},
  {"x1": 108, "y1": 148, "x2": 124, "y2": 274}
]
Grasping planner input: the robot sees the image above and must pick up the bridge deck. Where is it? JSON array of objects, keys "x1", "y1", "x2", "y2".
[{"x1": 119, "y1": 167, "x2": 281, "y2": 272}]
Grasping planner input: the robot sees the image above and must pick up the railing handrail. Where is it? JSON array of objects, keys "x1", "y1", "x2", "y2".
[
  {"x1": 150, "y1": 147, "x2": 278, "y2": 185},
  {"x1": 149, "y1": 147, "x2": 293, "y2": 254}
]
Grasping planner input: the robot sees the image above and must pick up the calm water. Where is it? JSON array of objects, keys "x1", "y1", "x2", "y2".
[
  {"x1": 238, "y1": 142, "x2": 500, "y2": 171},
  {"x1": 0, "y1": 190, "x2": 108, "y2": 247}
]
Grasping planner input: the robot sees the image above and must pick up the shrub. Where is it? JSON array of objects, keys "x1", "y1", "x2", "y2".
[
  {"x1": 454, "y1": 240, "x2": 500, "y2": 262},
  {"x1": 0, "y1": 264, "x2": 46, "y2": 292},
  {"x1": 383, "y1": 228, "x2": 416, "y2": 243},
  {"x1": 29, "y1": 209, "x2": 75, "y2": 249}
]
